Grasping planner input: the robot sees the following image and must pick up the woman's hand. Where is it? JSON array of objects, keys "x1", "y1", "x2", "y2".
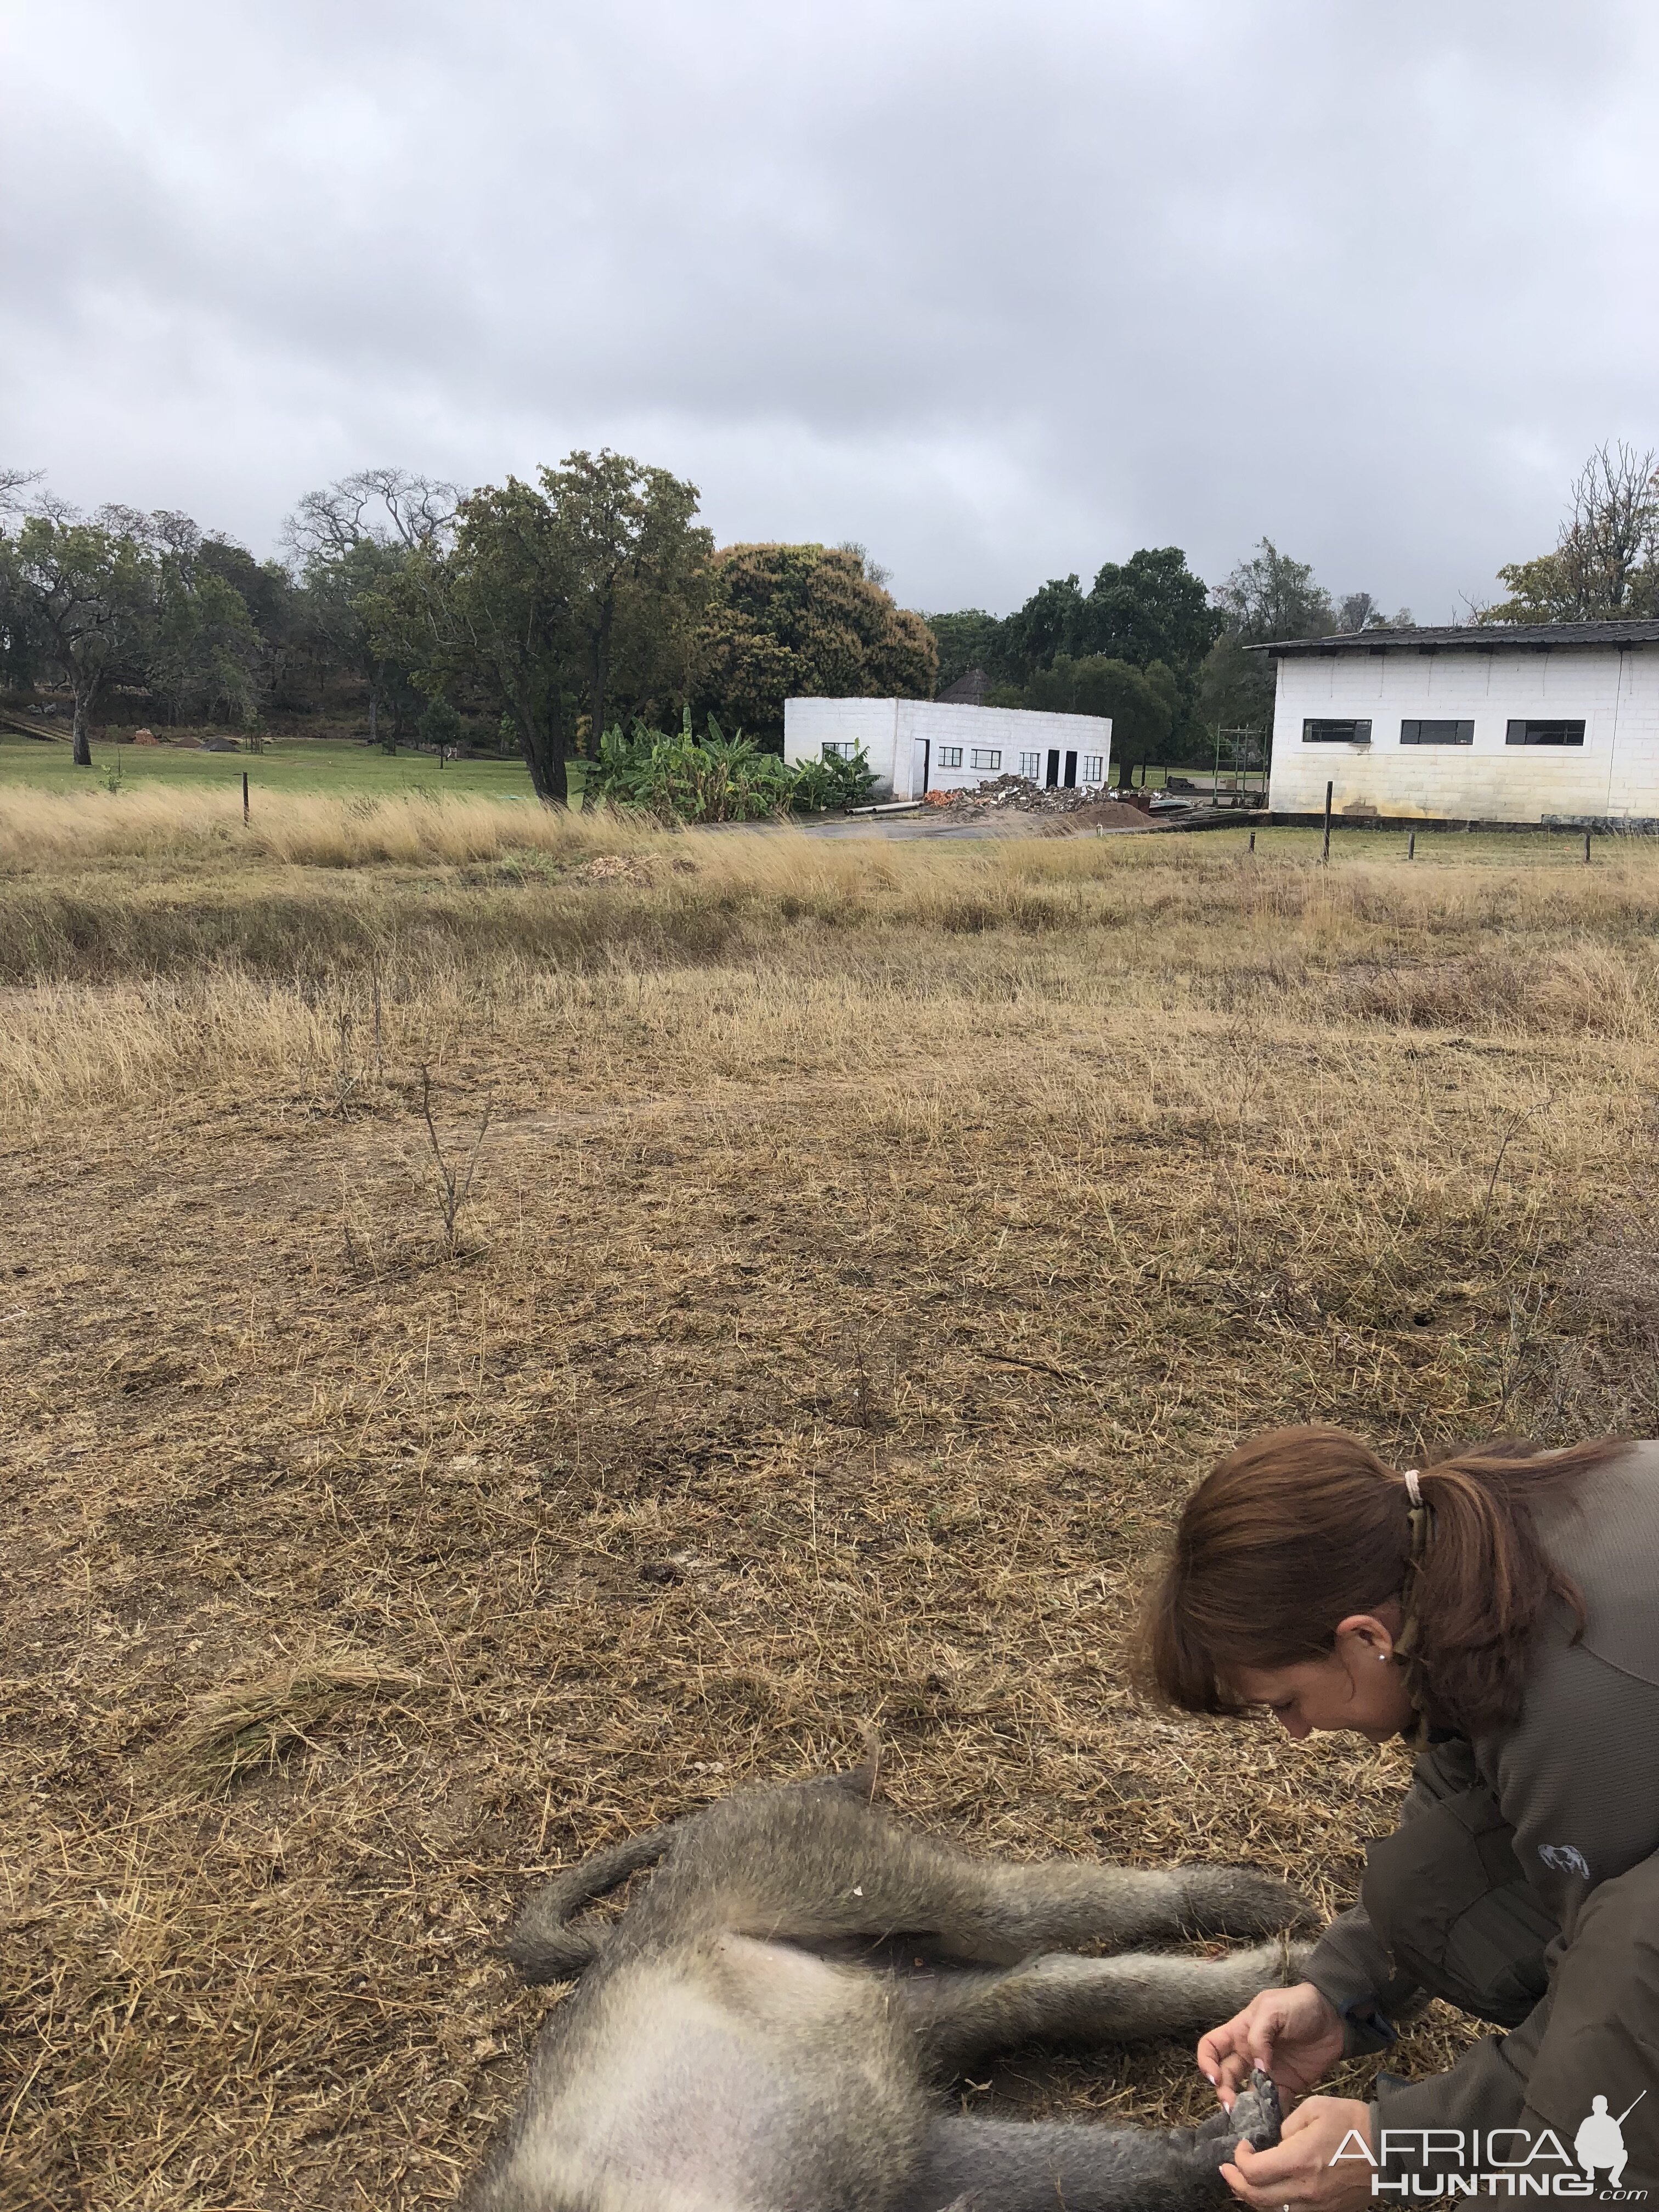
[
  {"x1": 1198, "y1": 1980, "x2": 1345, "y2": 2101},
  {"x1": 1222, "y1": 2095, "x2": 1374, "y2": 2212}
]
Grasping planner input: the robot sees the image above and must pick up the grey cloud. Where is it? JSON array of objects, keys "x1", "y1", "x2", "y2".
[{"x1": 3, "y1": 0, "x2": 1657, "y2": 617}]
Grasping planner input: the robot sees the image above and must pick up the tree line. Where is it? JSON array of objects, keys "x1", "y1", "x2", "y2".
[
  {"x1": 0, "y1": 455, "x2": 936, "y2": 795},
  {"x1": 927, "y1": 544, "x2": 1413, "y2": 785},
  {"x1": 3, "y1": 439, "x2": 1633, "y2": 796}
]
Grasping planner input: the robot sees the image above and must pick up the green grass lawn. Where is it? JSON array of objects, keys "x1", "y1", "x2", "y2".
[{"x1": 0, "y1": 732, "x2": 586, "y2": 801}]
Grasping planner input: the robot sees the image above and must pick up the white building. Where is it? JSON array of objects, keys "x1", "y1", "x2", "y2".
[
  {"x1": 1260, "y1": 620, "x2": 1659, "y2": 826},
  {"x1": 783, "y1": 696, "x2": 1111, "y2": 803}
]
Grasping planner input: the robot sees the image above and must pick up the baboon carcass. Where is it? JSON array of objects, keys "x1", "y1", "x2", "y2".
[{"x1": 461, "y1": 1766, "x2": 1313, "y2": 2212}]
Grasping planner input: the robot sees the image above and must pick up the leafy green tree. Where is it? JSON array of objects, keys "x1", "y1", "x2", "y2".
[
  {"x1": 1079, "y1": 547, "x2": 1221, "y2": 669},
  {"x1": 1020, "y1": 653, "x2": 1173, "y2": 785},
  {"x1": 419, "y1": 694, "x2": 464, "y2": 753},
  {"x1": 1194, "y1": 631, "x2": 1272, "y2": 750},
  {"x1": 995, "y1": 574, "x2": 1088, "y2": 685},
  {"x1": 1198, "y1": 539, "x2": 1339, "y2": 751},
  {"x1": 695, "y1": 544, "x2": 936, "y2": 742},
  {"x1": 0, "y1": 510, "x2": 153, "y2": 764},
  {"x1": 539, "y1": 449, "x2": 712, "y2": 741},
  {"x1": 1214, "y1": 539, "x2": 1334, "y2": 644},
  {"x1": 108, "y1": 509, "x2": 261, "y2": 727},
  {"x1": 197, "y1": 535, "x2": 308, "y2": 710},
  {"x1": 369, "y1": 476, "x2": 578, "y2": 802},
  {"x1": 369, "y1": 454, "x2": 712, "y2": 805},
  {"x1": 286, "y1": 469, "x2": 459, "y2": 749},
  {"x1": 926, "y1": 608, "x2": 1003, "y2": 691}
]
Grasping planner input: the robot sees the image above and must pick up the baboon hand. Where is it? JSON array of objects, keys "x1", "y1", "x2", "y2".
[{"x1": 1177, "y1": 1866, "x2": 1319, "y2": 1938}]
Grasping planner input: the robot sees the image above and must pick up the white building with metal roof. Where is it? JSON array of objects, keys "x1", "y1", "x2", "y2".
[{"x1": 1257, "y1": 620, "x2": 1659, "y2": 827}]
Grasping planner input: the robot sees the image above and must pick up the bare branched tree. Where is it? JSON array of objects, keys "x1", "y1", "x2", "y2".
[
  {"x1": 285, "y1": 469, "x2": 461, "y2": 564},
  {"x1": 1556, "y1": 442, "x2": 1659, "y2": 616},
  {"x1": 0, "y1": 467, "x2": 43, "y2": 516}
]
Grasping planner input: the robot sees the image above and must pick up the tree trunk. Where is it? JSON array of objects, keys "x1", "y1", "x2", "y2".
[
  {"x1": 71, "y1": 682, "x2": 93, "y2": 768},
  {"x1": 589, "y1": 594, "x2": 614, "y2": 753},
  {"x1": 517, "y1": 710, "x2": 569, "y2": 806}
]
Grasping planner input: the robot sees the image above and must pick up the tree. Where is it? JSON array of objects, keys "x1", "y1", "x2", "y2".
[
  {"x1": 197, "y1": 535, "x2": 308, "y2": 712},
  {"x1": 538, "y1": 449, "x2": 711, "y2": 742},
  {"x1": 1197, "y1": 540, "x2": 1339, "y2": 750},
  {"x1": 0, "y1": 511, "x2": 153, "y2": 763},
  {"x1": 369, "y1": 454, "x2": 713, "y2": 804},
  {"x1": 104, "y1": 507, "x2": 261, "y2": 727},
  {"x1": 1482, "y1": 443, "x2": 1659, "y2": 624},
  {"x1": 926, "y1": 609, "x2": 1003, "y2": 692},
  {"x1": 285, "y1": 469, "x2": 459, "y2": 749},
  {"x1": 695, "y1": 544, "x2": 936, "y2": 742},
  {"x1": 995, "y1": 574, "x2": 1088, "y2": 685},
  {"x1": 1213, "y1": 539, "x2": 1334, "y2": 645},
  {"x1": 1020, "y1": 653, "x2": 1173, "y2": 786},
  {"x1": 368, "y1": 476, "x2": 579, "y2": 802},
  {"x1": 1079, "y1": 547, "x2": 1222, "y2": 670}
]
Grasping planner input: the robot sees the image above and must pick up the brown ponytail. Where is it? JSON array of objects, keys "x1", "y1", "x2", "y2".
[{"x1": 1141, "y1": 1426, "x2": 1621, "y2": 1737}]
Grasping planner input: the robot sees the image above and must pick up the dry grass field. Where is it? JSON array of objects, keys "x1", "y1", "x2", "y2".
[{"x1": 5, "y1": 788, "x2": 1659, "y2": 2210}]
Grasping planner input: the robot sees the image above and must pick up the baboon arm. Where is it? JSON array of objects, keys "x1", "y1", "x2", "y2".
[
  {"x1": 905, "y1": 1942, "x2": 1311, "y2": 2071},
  {"x1": 895, "y1": 2102, "x2": 1269, "y2": 2212}
]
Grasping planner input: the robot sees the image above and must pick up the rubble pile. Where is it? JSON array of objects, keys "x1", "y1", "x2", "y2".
[
  {"x1": 923, "y1": 774, "x2": 1112, "y2": 816},
  {"x1": 922, "y1": 775, "x2": 1169, "y2": 822}
]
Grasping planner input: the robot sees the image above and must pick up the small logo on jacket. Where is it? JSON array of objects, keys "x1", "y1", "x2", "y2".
[{"x1": 1538, "y1": 1843, "x2": 1592, "y2": 1879}]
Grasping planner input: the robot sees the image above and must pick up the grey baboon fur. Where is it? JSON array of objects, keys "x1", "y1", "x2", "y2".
[{"x1": 462, "y1": 1764, "x2": 1312, "y2": 2212}]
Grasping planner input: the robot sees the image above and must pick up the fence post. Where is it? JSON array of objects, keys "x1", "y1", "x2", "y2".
[
  {"x1": 1407, "y1": 830, "x2": 1415, "y2": 861},
  {"x1": 1585, "y1": 831, "x2": 1592, "y2": 865},
  {"x1": 1248, "y1": 829, "x2": 1256, "y2": 854},
  {"x1": 1322, "y1": 780, "x2": 1333, "y2": 865},
  {"x1": 242, "y1": 770, "x2": 250, "y2": 826}
]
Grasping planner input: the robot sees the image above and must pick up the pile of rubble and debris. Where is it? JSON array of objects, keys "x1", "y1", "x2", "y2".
[
  {"x1": 921, "y1": 775, "x2": 1161, "y2": 826},
  {"x1": 916, "y1": 773, "x2": 1267, "y2": 831}
]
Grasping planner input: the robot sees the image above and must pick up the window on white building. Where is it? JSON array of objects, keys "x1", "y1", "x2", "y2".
[
  {"x1": 936, "y1": 746, "x2": 963, "y2": 768},
  {"x1": 1080, "y1": 755, "x2": 1103, "y2": 784},
  {"x1": 821, "y1": 740, "x2": 855, "y2": 759},
  {"x1": 969, "y1": 748, "x2": 1001, "y2": 771},
  {"x1": 1303, "y1": 719, "x2": 1372, "y2": 743},
  {"x1": 1019, "y1": 751, "x2": 1041, "y2": 778},
  {"x1": 1400, "y1": 720, "x2": 1474, "y2": 745},
  {"x1": 1506, "y1": 720, "x2": 1585, "y2": 747}
]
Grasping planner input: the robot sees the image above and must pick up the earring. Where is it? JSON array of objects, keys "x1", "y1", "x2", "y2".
[{"x1": 1377, "y1": 1652, "x2": 1389, "y2": 1662}]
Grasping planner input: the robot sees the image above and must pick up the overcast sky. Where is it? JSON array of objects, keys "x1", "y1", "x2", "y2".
[{"x1": 3, "y1": 0, "x2": 1656, "y2": 619}]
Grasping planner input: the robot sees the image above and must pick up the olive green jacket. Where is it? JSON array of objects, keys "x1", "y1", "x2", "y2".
[{"x1": 1303, "y1": 1441, "x2": 1659, "y2": 2136}]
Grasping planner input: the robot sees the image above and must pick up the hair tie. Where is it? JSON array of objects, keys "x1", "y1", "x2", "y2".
[{"x1": 1404, "y1": 1468, "x2": 1423, "y2": 1506}]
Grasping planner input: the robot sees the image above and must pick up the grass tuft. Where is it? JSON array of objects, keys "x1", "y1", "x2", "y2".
[{"x1": 150, "y1": 1658, "x2": 428, "y2": 1795}]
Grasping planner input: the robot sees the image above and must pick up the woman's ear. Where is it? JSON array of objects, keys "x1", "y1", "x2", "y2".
[{"x1": 1335, "y1": 1613, "x2": 1396, "y2": 1663}]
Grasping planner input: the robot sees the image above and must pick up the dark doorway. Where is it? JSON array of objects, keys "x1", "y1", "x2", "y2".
[
  {"x1": 1046, "y1": 749, "x2": 1060, "y2": 788},
  {"x1": 1063, "y1": 751, "x2": 1077, "y2": 789}
]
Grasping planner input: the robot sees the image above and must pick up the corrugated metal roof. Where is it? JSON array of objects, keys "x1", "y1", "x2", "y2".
[{"x1": 1249, "y1": 619, "x2": 1659, "y2": 655}]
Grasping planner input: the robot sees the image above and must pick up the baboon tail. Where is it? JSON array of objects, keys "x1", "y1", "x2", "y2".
[{"x1": 503, "y1": 1822, "x2": 676, "y2": 1984}]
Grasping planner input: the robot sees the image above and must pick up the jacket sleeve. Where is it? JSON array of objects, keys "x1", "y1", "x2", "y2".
[
  {"x1": 1302, "y1": 1742, "x2": 1476, "y2": 2056},
  {"x1": 1370, "y1": 1998, "x2": 1555, "y2": 2156}
]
